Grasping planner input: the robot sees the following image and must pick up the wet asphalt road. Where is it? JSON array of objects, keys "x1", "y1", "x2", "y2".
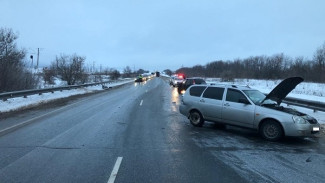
[{"x1": 0, "y1": 77, "x2": 325, "y2": 183}]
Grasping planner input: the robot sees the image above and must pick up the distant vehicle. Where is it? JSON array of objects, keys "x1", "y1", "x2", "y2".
[
  {"x1": 134, "y1": 78, "x2": 143, "y2": 82},
  {"x1": 179, "y1": 77, "x2": 320, "y2": 141},
  {"x1": 169, "y1": 74, "x2": 186, "y2": 87},
  {"x1": 177, "y1": 77, "x2": 206, "y2": 94},
  {"x1": 155, "y1": 72, "x2": 160, "y2": 77},
  {"x1": 135, "y1": 75, "x2": 143, "y2": 82},
  {"x1": 142, "y1": 72, "x2": 152, "y2": 81}
]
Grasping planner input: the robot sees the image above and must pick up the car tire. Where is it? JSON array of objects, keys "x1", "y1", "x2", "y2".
[
  {"x1": 189, "y1": 110, "x2": 204, "y2": 127},
  {"x1": 260, "y1": 120, "x2": 283, "y2": 141}
]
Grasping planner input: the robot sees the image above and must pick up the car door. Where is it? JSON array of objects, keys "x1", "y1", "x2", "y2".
[
  {"x1": 198, "y1": 87, "x2": 225, "y2": 121},
  {"x1": 221, "y1": 88, "x2": 255, "y2": 128}
]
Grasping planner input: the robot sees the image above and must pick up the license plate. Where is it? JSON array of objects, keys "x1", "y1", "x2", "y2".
[{"x1": 313, "y1": 127, "x2": 320, "y2": 131}]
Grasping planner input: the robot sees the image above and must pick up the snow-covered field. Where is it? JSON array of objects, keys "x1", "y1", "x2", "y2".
[{"x1": 0, "y1": 79, "x2": 133, "y2": 113}]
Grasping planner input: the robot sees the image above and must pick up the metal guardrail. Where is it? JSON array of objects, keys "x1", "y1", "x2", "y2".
[
  {"x1": 260, "y1": 93, "x2": 325, "y2": 112},
  {"x1": 283, "y1": 96, "x2": 325, "y2": 112},
  {"x1": 0, "y1": 80, "x2": 127, "y2": 101}
]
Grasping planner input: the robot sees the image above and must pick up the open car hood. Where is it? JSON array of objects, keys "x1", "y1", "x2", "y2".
[{"x1": 262, "y1": 77, "x2": 304, "y2": 105}]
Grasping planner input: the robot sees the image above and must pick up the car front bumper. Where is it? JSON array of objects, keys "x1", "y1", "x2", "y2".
[{"x1": 283, "y1": 123, "x2": 321, "y2": 137}]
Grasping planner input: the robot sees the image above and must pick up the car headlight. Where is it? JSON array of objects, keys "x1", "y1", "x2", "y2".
[{"x1": 292, "y1": 115, "x2": 307, "y2": 124}]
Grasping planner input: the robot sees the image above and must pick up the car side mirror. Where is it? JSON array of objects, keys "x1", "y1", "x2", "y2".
[{"x1": 239, "y1": 98, "x2": 250, "y2": 105}]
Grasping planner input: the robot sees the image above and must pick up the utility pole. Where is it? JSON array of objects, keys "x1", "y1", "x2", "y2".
[{"x1": 36, "y1": 48, "x2": 40, "y2": 69}]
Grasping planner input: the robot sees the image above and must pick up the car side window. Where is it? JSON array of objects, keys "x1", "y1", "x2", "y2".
[
  {"x1": 226, "y1": 89, "x2": 247, "y2": 103},
  {"x1": 202, "y1": 87, "x2": 224, "y2": 100},
  {"x1": 189, "y1": 86, "x2": 207, "y2": 97}
]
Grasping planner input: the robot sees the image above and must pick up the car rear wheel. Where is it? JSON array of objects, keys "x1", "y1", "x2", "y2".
[
  {"x1": 260, "y1": 120, "x2": 283, "y2": 141},
  {"x1": 189, "y1": 110, "x2": 204, "y2": 127}
]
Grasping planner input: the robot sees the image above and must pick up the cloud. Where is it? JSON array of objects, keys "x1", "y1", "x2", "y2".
[{"x1": 1, "y1": 0, "x2": 325, "y2": 71}]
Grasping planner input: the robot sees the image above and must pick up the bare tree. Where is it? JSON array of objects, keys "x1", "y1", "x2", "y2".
[
  {"x1": 191, "y1": 65, "x2": 206, "y2": 77},
  {"x1": 43, "y1": 67, "x2": 56, "y2": 85},
  {"x1": 0, "y1": 28, "x2": 38, "y2": 92},
  {"x1": 173, "y1": 42, "x2": 325, "y2": 83},
  {"x1": 108, "y1": 69, "x2": 121, "y2": 80},
  {"x1": 123, "y1": 66, "x2": 133, "y2": 78},
  {"x1": 313, "y1": 42, "x2": 325, "y2": 82},
  {"x1": 265, "y1": 53, "x2": 284, "y2": 79},
  {"x1": 163, "y1": 69, "x2": 173, "y2": 76},
  {"x1": 53, "y1": 54, "x2": 87, "y2": 85}
]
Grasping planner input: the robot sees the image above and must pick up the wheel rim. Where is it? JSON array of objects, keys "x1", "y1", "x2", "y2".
[
  {"x1": 264, "y1": 123, "x2": 279, "y2": 139},
  {"x1": 190, "y1": 112, "x2": 201, "y2": 124}
]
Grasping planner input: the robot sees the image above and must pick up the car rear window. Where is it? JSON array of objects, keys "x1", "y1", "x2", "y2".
[
  {"x1": 202, "y1": 87, "x2": 224, "y2": 100},
  {"x1": 194, "y1": 79, "x2": 206, "y2": 84},
  {"x1": 189, "y1": 86, "x2": 207, "y2": 97}
]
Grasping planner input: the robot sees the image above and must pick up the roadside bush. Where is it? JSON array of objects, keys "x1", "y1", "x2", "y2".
[{"x1": 52, "y1": 54, "x2": 88, "y2": 85}]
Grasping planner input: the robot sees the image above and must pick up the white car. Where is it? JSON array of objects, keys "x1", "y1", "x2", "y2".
[{"x1": 179, "y1": 77, "x2": 320, "y2": 141}]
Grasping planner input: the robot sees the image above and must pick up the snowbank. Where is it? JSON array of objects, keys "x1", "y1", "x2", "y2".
[{"x1": 0, "y1": 80, "x2": 133, "y2": 113}]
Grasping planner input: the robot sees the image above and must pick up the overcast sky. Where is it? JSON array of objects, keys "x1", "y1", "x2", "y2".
[{"x1": 1, "y1": 0, "x2": 325, "y2": 71}]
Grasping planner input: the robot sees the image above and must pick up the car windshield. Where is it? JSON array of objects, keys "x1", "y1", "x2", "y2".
[{"x1": 243, "y1": 90, "x2": 276, "y2": 105}]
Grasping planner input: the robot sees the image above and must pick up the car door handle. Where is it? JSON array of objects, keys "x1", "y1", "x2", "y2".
[
  {"x1": 200, "y1": 99, "x2": 205, "y2": 103},
  {"x1": 224, "y1": 103, "x2": 230, "y2": 107}
]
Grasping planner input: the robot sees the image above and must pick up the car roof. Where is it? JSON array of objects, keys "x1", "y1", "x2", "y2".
[
  {"x1": 190, "y1": 83, "x2": 254, "y2": 90},
  {"x1": 186, "y1": 77, "x2": 205, "y2": 80}
]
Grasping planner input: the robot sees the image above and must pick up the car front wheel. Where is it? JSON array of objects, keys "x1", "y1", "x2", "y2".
[
  {"x1": 260, "y1": 120, "x2": 283, "y2": 141},
  {"x1": 189, "y1": 110, "x2": 204, "y2": 127}
]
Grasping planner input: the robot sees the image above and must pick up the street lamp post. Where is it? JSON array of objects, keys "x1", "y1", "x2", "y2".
[{"x1": 30, "y1": 55, "x2": 33, "y2": 68}]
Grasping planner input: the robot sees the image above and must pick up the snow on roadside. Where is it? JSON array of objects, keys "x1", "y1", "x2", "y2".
[{"x1": 0, "y1": 80, "x2": 133, "y2": 113}]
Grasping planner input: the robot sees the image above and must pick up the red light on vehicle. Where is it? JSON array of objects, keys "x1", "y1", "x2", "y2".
[{"x1": 177, "y1": 73, "x2": 185, "y2": 79}]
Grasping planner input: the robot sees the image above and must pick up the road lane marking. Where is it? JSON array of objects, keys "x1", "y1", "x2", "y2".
[
  {"x1": 140, "y1": 100, "x2": 143, "y2": 106},
  {"x1": 108, "y1": 157, "x2": 123, "y2": 183}
]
